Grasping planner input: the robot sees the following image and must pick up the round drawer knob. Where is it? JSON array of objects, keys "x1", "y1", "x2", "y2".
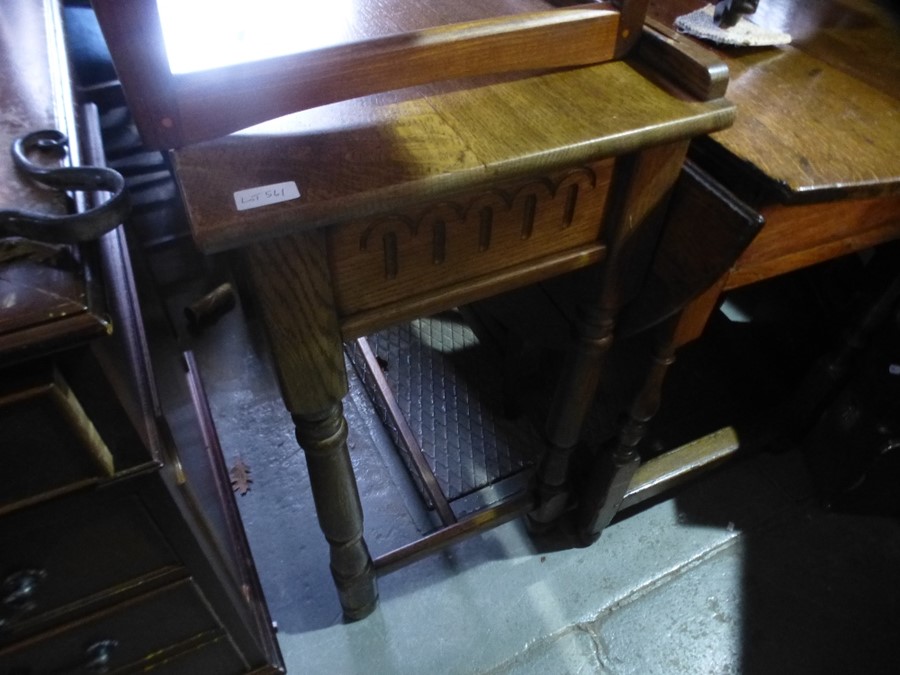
[
  {"x1": 85, "y1": 639, "x2": 119, "y2": 673},
  {"x1": 0, "y1": 568, "x2": 48, "y2": 629},
  {"x1": 2, "y1": 568, "x2": 47, "y2": 611}
]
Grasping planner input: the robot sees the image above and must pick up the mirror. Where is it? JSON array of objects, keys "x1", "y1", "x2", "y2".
[
  {"x1": 92, "y1": 0, "x2": 643, "y2": 149},
  {"x1": 156, "y1": 0, "x2": 357, "y2": 74}
]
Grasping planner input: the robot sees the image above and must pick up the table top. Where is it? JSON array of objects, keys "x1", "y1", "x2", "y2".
[
  {"x1": 171, "y1": 26, "x2": 734, "y2": 253},
  {"x1": 1, "y1": 0, "x2": 108, "y2": 363},
  {"x1": 649, "y1": 0, "x2": 900, "y2": 203}
]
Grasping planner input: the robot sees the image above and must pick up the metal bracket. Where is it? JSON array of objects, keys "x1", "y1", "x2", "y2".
[{"x1": 1, "y1": 129, "x2": 129, "y2": 244}]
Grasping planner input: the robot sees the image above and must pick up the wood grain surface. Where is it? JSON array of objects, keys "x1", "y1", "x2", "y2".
[
  {"x1": 1, "y1": 0, "x2": 76, "y2": 217},
  {"x1": 172, "y1": 59, "x2": 733, "y2": 253},
  {"x1": 652, "y1": 0, "x2": 900, "y2": 344},
  {"x1": 727, "y1": 194, "x2": 900, "y2": 288},
  {"x1": 650, "y1": 0, "x2": 900, "y2": 201},
  {"x1": 328, "y1": 160, "x2": 614, "y2": 321},
  {"x1": 240, "y1": 230, "x2": 348, "y2": 413}
]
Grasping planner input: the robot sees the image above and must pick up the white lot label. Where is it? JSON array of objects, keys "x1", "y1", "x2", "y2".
[{"x1": 234, "y1": 181, "x2": 300, "y2": 211}]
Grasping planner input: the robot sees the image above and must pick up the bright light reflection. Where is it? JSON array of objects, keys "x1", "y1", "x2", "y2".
[{"x1": 157, "y1": 0, "x2": 355, "y2": 74}]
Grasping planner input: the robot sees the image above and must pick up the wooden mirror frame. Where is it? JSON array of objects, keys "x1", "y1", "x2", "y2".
[{"x1": 90, "y1": 0, "x2": 648, "y2": 149}]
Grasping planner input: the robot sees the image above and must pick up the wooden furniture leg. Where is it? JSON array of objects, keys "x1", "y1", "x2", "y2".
[
  {"x1": 528, "y1": 276, "x2": 617, "y2": 532},
  {"x1": 528, "y1": 142, "x2": 689, "y2": 531},
  {"x1": 576, "y1": 313, "x2": 679, "y2": 542},
  {"x1": 573, "y1": 160, "x2": 764, "y2": 541},
  {"x1": 241, "y1": 231, "x2": 377, "y2": 621}
]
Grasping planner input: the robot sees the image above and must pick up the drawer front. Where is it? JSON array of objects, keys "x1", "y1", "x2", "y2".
[
  {"x1": 0, "y1": 579, "x2": 233, "y2": 674},
  {"x1": 132, "y1": 635, "x2": 251, "y2": 675},
  {"x1": 0, "y1": 367, "x2": 113, "y2": 512},
  {"x1": 0, "y1": 492, "x2": 178, "y2": 639},
  {"x1": 329, "y1": 159, "x2": 614, "y2": 319}
]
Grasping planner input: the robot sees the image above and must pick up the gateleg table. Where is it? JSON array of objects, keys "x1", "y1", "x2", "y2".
[{"x1": 168, "y1": 2, "x2": 735, "y2": 619}]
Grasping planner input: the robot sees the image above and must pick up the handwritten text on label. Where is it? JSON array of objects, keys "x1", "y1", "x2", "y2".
[{"x1": 234, "y1": 181, "x2": 301, "y2": 211}]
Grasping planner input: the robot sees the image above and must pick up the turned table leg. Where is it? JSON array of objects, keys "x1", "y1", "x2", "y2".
[
  {"x1": 528, "y1": 142, "x2": 689, "y2": 532},
  {"x1": 576, "y1": 313, "x2": 679, "y2": 542},
  {"x1": 573, "y1": 158, "x2": 766, "y2": 540},
  {"x1": 528, "y1": 296, "x2": 617, "y2": 532},
  {"x1": 241, "y1": 231, "x2": 378, "y2": 620},
  {"x1": 293, "y1": 404, "x2": 376, "y2": 619}
]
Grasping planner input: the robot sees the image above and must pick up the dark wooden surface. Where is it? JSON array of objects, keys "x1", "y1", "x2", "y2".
[
  {"x1": 645, "y1": 0, "x2": 900, "y2": 344},
  {"x1": 0, "y1": 0, "x2": 76, "y2": 214},
  {"x1": 0, "y1": 364, "x2": 113, "y2": 515},
  {"x1": 0, "y1": 0, "x2": 109, "y2": 362},
  {"x1": 0, "y1": 3, "x2": 283, "y2": 670},
  {"x1": 651, "y1": 0, "x2": 900, "y2": 201}
]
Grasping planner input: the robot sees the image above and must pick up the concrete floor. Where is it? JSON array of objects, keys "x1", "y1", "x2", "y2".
[{"x1": 182, "y1": 293, "x2": 900, "y2": 675}]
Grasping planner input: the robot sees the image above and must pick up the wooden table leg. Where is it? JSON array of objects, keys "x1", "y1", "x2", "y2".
[
  {"x1": 241, "y1": 231, "x2": 378, "y2": 620},
  {"x1": 573, "y1": 160, "x2": 765, "y2": 539},
  {"x1": 527, "y1": 270, "x2": 617, "y2": 532},
  {"x1": 529, "y1": 142, "x2": 689, "y2": 532},
  {"x1": 573, "y1": 277, "x2": 738, "y2": 541},
  {"x1": 576, "y1": 312, "x2": 679, "y2": 542}
]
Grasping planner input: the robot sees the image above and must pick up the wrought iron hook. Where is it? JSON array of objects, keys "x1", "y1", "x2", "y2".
[
  {"x1": 713, "y1": 0, "x2": 759, "y2": 28},
  {"x1": 0, "y1": 129, "x2": 129, "y2": 244}
]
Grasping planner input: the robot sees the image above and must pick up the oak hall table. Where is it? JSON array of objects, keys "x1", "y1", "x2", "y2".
[{"x1": 158, "y1": 0, "x2": 736, "y2": 619}]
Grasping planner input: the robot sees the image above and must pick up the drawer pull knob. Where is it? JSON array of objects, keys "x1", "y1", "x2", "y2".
[
  {"x1": 0, "y1": 568, "x2": 47, "y2": 625},
  {"x1": 85, "y1": 639, "x2": 119, "y2": 673}
]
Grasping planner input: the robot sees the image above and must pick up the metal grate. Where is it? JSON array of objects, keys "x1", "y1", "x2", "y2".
[{"x1": 348, "y1": 311, "x2": 541, "y2": 505}]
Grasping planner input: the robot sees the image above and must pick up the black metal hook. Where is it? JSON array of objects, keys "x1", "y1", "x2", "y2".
[
  {"x1": 713, "y1": 0, "x2": 760, "y2": 28},
  {"x1": 0, "y1": 129, "x2": 130, "y2": 244}
]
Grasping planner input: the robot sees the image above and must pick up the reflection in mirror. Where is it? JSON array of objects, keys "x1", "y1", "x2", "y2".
[{"x1": 156, "y1": 0, "x2": 355, "y2": 74}]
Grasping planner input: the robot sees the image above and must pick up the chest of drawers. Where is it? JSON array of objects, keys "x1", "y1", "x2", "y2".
[{"x1": 0, "y1": 2, "x2": 282, "y2": 672}]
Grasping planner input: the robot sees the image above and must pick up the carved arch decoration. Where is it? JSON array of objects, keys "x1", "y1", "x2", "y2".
[
  {"x1": 352, "y1": 166, "x2": 607, "y2": 281},
  {"x1": 359, "y1": 215, "x2": 416, "y2": 280}
]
